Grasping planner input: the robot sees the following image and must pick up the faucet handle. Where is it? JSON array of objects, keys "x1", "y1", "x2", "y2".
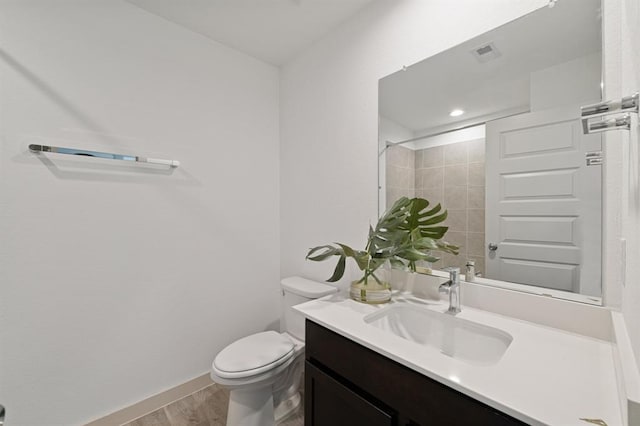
[
  {"x1": 443, "y1": 266, "x2": 460, "y2": 281},
  {"x1": 440, "y1": 267, "x2": 462, "y2": 315}
]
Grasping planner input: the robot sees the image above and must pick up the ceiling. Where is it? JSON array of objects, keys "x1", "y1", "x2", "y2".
[
  {"x1": 379, "y1": 0, "x2": 602, "y2": 135},
  {"x1": 126, "y1": 0, "x2": 376, "y2": 66}
]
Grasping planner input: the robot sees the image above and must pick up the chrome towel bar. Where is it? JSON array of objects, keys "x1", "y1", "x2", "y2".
[
  {"x1": 29, "y1": 144, "x2": 180, "y2": 168},
  {"x1": 581, "y1": 93, "x2": 638, "y2": 134}
]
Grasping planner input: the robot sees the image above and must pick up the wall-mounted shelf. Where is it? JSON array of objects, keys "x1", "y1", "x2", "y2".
[{"x1": 28, "y1": 144, "x2": 180, "y2": 168}]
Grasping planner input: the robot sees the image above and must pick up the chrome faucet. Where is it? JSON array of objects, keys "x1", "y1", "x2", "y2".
[{"x1": 439, "y1": 267, "x2": 461, "y2": 315}]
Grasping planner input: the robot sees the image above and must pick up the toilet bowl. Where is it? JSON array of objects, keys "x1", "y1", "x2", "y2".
[{"x1": 211, "y1": 277, "x2": 337, "y2": 426}]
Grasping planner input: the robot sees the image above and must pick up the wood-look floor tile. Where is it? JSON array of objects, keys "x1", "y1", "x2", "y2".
[
  {"x1": 190, "y1": 385, "x2": 228, "y2": 425},
  {"x1": 163, "y1": 394, "x2": 209, "y2": 426},
  {"x1": 121, "y1": 383, "x2": 304, "y2": 426},
  {"x1": 125, "y1": 408, "x2": 171, "y2": 426},
  {"x1": 278, "y1": 409, "x2": 304, "y2": 426}
]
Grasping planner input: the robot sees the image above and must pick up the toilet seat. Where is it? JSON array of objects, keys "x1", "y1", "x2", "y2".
[{"x1": 213, "y1": 331, "x2": 295, "y2": 379}]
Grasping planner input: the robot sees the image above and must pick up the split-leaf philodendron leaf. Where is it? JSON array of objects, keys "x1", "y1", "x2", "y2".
[{"x1": 306, "y1": 197, "x2": 459, "y2": 285}]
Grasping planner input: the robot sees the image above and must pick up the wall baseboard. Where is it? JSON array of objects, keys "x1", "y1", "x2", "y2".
[{"x1": 85, "y1": 373, "x2": 213, "y2": 426}]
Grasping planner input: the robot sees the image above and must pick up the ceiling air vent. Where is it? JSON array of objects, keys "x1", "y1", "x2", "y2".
[{"x1": 471, "y1": 42, "x2": 501, "y2": 63}]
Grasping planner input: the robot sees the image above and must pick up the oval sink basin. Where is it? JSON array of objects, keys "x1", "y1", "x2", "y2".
[{"x1": 364, "y1": 304, "x2": 513, "y2": 366}]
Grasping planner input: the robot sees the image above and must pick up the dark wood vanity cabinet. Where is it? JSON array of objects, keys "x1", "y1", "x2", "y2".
[{"x1": 304, "y1": 320, "x2": 527, "y2": 426}]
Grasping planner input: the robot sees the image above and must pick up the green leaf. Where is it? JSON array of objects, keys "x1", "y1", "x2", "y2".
[
  {"x1": 389, "y1": 258, "x2": 406, "y2": 269},
  {"x1": 306, "y1": 245, "x2": 340, "y2": 261},
  {"x1": 418, "y1": 211, "x2": 448, "y2": 227},
  {"x1": 420, "y1": 203, "x2": 442, "y2": 218},
  {"x1": 327, "y1": 255, "x2": 346, "y2": 282},
  {"x1": 336, "y1": 243, "x2": 356, "y2": 258},
  {"x1": 411, "y1": 238, "x2": 439, "y2": 250},
  {"x1": 436, "y1": 240, "x2": 460, "y2": 255},
  {"x1": 421, "y1": 226, "x2": 449, "y2": 239},
  {"x1": 396, "y1": 247, "x2": 431, "y2": 262},
  {"x1": 305, "y1": 196, "x2": 459, "y2": 283}
]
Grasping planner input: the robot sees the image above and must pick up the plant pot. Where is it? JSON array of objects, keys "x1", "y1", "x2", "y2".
[{"x1": 349, "y1": 280, "x2": 392, "y2": 304}]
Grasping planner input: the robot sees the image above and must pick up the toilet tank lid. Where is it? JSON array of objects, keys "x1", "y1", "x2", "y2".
[{"x1": 281, "y1": 276, "x2": 338, "y2": 298}]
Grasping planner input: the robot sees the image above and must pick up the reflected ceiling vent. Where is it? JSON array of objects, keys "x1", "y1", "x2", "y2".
[{"x1": 471, "y1": 42, "x2": 501, "y2": 63}]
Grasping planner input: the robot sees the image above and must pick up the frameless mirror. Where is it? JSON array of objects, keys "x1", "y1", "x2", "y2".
[{"x1": 378, "y1": 0, "x2": 603, "y2": 304}]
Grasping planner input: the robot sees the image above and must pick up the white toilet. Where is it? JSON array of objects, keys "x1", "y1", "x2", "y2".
[{"x1": 211, "y1": 276, "x2": 338, "y2": 426}]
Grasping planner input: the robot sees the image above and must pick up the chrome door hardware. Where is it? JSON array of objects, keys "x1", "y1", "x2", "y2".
[
  {"x1": 581, "y1": 93, "x2": 638, "y2": 134},
  {"x1": 586, "y1": 151, "x2": 603, "y2": 166},
  {"x1": 488, "y1": 243, "x2": 498, "y2": 251},
  {"x1": 1, "y1": 404, "x2": 5, "y2": 426}
]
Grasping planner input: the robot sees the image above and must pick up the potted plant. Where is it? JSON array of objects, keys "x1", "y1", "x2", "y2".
[{"x1": 306, "y1": 197, "x2": 459, "y2": 303}]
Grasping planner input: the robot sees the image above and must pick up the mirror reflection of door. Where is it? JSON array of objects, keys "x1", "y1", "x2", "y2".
[
  {"x1": 485, "y1": 106, "x2": 602, "y2": 297},
  {"x1": 378, "y1": 0, "x2": 603, "y2": 302}
]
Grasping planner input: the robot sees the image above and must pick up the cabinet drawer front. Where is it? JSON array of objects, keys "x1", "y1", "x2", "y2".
[
  {"x1": 305, "y1": 361, "x2": 395, "y2": 426},
  {"x1": 306, "y1": 320, "x2": 526, "y2": 426}
]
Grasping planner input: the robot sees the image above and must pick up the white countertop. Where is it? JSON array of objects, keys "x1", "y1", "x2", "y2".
[{"x1": 295, "y1": 292, "x2": 622, "y2": 426}]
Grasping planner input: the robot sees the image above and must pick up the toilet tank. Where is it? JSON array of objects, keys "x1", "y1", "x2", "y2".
[{"x1": 281, "y1": 277, "x2": 338, "y2": 341}]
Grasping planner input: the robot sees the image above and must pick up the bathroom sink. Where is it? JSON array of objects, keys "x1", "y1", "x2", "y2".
[{"x1": 364, "y1": 304, "x2": 513, "y2": 366}]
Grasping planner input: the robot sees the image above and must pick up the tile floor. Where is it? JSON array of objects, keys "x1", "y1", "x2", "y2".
[{"x1": 123, "y1": 384, "x2": 304, "y2": 426}]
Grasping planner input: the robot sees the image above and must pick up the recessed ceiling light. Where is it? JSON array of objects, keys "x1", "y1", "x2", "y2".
[{"x1": 450, "y1": 109, "x2": 464, "y2": 117}]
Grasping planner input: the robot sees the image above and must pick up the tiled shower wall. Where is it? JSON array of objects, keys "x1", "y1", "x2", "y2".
[
  {"x1": 415, "y1": 138, "x2": 486, "y2": 275},
  {"x1": 385, "y1": 144, "x2": 415, "y2": 203},
  {"x1": 386, "y1": 139, "x2": 486, "y2": 276}
]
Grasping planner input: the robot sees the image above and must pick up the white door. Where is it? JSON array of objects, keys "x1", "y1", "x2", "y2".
[{"x1": 485, "y1": 105, "x2": 602, "y2": 296}]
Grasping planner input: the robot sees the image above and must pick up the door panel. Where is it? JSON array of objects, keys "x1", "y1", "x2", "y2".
[
  {"x1": 486, "y1": 105, "x2": 602, "y2": 296},
  {"x1": 501, "y1": 169, "x2": 577, "y2": 199},
  {"x1": 500, "y1": 258, "x2": 578, "y2": 291},
  {"x1": 498, "y1": 242, "x2": 580, "y2": 264},
  {"x1": 500, "y1": 216, "x2": 577, "y2": 245},
  {"x1": 501, "y1": 121, "x2": 575, "y2": 156}
]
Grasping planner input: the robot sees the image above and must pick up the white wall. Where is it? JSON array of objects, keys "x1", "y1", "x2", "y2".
[
  {"x1": 618, "y1": 0, "x2": 640, "y2": 370},
  {"x1": 379, "y1": 116, "x2": 413, "y2": 146},
  {"x1": 0, "y1": 1, "x2": 280, "y2": 424},
  {"x1": 597, "y1": 0, "x2": 640, "y2": 372},
  {"x1": 280, "y1": 0, "x2": 550, "y2": 287},
  {"x1": 530, "y1": 52, "x2": 602, "y2": 111}
]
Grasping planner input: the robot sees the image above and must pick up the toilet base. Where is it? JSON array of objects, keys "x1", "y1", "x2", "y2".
[
  {"x1": 227, "y1": 386, "x2": 275, "y2": 426},
  {"x1": 274, "y1": 392, "x2": 302, "y2": 423},
  {"x1": 225, "y1": 389, "x2": 302, "y2": 426}
]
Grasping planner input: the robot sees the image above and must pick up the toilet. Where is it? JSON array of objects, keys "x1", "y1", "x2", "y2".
[{"x1": 211, "y1": 276, "x2": 338, "y2": 426}]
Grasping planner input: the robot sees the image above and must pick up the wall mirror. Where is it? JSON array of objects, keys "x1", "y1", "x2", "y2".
[{"x1": 378, "y1": 0, "x2": 603, "y2": 305}]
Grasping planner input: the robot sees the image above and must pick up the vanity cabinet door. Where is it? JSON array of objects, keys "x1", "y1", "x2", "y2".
[
  {"x1": 306, "y1": 320, "x2": 527, "y2": 426},
  {"x1": 305, "y1": 361, "x2": 396, "y2": 426}
]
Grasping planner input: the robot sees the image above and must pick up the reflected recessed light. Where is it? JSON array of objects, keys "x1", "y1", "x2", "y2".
[{"x1": 450, "y1": 109, "x2": 464, "y2": 117}]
